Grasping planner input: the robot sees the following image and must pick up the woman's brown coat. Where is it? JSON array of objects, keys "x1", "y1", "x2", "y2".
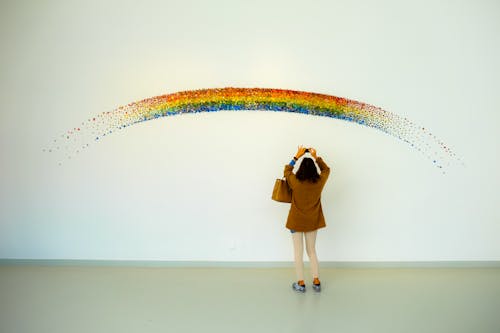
[{"x1": 284, "y1": 157, "x2": 330, "y2": 232}]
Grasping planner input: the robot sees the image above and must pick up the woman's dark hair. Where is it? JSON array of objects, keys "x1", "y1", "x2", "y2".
[{"x1": 296, "y1": 158, "x2": 320, "y2": 183}]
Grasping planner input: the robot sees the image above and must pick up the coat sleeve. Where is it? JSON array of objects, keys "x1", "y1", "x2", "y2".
[
  {"x1": 316, "y1": 157, "x2": 331, "y2": 184},
  {"x1": 284, "y1": 164, "x2": 297, "y2": 189}
]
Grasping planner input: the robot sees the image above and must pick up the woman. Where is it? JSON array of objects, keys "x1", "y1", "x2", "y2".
[{"x1": 284, "y1": 146, "x2": 330, "y2": 293}]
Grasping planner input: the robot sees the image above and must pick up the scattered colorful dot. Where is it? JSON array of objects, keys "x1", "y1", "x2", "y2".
[{"x1": 45, "y1": 87, "x2": 458, "y2": 169}]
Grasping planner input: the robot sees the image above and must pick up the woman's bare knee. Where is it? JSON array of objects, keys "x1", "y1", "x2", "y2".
[{"x1": 306, "y1": 246, "x2": 316, "y2": 257}]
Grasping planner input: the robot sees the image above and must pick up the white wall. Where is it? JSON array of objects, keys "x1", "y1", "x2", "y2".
[{"x1": 1, "y1": 0, "x2": 499, "y2": 261}]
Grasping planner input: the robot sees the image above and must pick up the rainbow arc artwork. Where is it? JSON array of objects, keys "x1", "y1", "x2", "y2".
[{"x1": 45, "y1": 87, "x2": 457, "y2": 169}]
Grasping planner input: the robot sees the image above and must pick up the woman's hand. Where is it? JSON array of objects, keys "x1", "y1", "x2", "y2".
[
  {"x1": 294, "y1": 145, "x2": 307, "y2": 159},
  {"x1": 310, "y1": 147, "x2": 318, "y2": 159}
]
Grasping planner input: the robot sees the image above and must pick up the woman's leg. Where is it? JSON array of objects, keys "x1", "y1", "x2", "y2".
[
  {"x1": 292, "y1": 232, "x2": 305, "y2": 282},
  {"x1": 305, "y1": 230, "x2": 319, "y2": 280}
]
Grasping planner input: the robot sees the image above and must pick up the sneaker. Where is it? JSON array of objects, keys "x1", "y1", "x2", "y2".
[
  {"x1": 312, "y1": 278, "x2": 321, "y2": 292},
  {"x1": 292, "y1": 281, "x2": 306, "y2": 293}
]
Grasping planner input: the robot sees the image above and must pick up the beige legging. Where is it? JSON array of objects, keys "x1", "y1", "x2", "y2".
[{"x1": 292, "y1": 230, "x2": 319, "y2": 281}]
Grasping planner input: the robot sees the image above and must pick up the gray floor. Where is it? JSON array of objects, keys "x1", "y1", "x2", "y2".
[{"x1": 1, "y1": 265, "x2": 500, "y2": 333}]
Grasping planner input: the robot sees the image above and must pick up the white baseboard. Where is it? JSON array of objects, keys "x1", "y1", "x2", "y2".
[{"x1": 1, "y1": 259, "x2": 500, "y2": 268}]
